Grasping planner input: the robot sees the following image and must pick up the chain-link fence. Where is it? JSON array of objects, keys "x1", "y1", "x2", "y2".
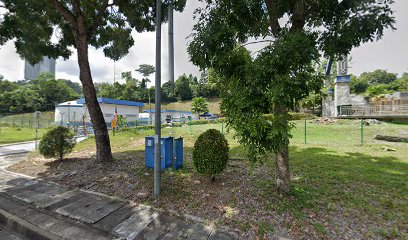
[{"x1": 0, "y1": 111, "x2": 56, "y2": 129}]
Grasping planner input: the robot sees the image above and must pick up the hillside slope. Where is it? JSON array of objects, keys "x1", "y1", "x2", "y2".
[{"x1": 142, "y1": 98, "x2": 221, "y2": 114}]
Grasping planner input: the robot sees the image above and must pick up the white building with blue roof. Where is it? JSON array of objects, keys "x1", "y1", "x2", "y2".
[{"x1": 55, "y1": 97, "x2": 144, "y2": 127}]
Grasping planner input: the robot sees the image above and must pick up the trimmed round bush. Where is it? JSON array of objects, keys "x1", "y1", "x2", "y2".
[
  {"x1": 39, "y1": 126, "x2": 75, "y2": 160},
  {"x1": 193, "y1": 129, "x2": 229, "y2": 179}
]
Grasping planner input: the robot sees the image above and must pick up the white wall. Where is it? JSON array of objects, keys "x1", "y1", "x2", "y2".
[
  {"x1": 99, "y1": 103, "x2": 140, "y2": 122},
  {"x1": 55, "y1": 106, "x2": 84, "y2": 125},
  {"x1": 55, "y1": 103, "x2": 141, "y2": 125}
]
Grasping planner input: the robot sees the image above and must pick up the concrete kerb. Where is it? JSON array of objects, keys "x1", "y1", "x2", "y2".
[{"x1": 0, "y1": 208, "x2": 59, "y2": 240}]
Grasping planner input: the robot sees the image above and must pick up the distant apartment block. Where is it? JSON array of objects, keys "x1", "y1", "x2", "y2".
[{"x1": 24, "y1": 56, "x2": 56, "y2": 80}]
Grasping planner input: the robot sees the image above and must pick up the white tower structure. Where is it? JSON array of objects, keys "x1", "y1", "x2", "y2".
[{"x1": 334, "y1": 56, "x2": 351, "y2": 116}]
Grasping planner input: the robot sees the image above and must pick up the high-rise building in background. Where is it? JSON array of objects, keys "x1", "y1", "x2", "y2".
[{"x1": 24, "y1": 56, "x2": 56, "y2": 80}]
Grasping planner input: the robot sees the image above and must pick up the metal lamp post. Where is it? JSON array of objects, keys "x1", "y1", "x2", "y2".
[
  {"x1": 154, "y1": 0, "x2": 162, "y2": 196},
  {"x1": 34, "y1": 111, "x2": 41, "y2": 150}
]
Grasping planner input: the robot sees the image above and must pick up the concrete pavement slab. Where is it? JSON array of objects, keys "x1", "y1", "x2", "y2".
[
  {"x1": 113, "y1": 205, "x2": 159, "y2": 239},
  {"x1": 0, "y1": 226, "x2": 23, "y2": 240},
  {"x1": 136, "y1": 214, "x2": 189, "y2": 240},
  {"x1": 34, "y1": 190, "x2": 78, "y2": 209},
  {"x1": 93, "y1": 205, "x2": 135, "y2": 233}
]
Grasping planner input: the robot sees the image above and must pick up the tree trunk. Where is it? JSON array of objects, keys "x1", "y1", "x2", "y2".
[
  {"x1": 76, "y1": 35, "x2": 113, "y2": 163},
  {"x1": 275, "y1": 144, "x2": 290, "y2": 194},
  {"x1": 274, "y1": 104, "x2": 290, "y2": 194}
]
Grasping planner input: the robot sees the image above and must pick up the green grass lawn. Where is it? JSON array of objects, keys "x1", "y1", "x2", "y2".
[
  {"x1": 10, "y1": 119, "x2": 408, "y2": 239},
  {"x1": 0, "y1": 111, "x2": 55, "y2": 129},
  {"x1": 0, "y1": 127, "x2": 46, "y2": 144}
]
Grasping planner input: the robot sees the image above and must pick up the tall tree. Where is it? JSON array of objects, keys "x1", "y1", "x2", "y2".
[
  {"x1": 0, "y1": 0, "x2": 186, "y2": 162},
  {"x1": 136, "y1": 64, "x2": 155, "y2": 89},
  {"x1": 188, "y1": 0, "x2": 394, "y2": 193},
  {"x1": 360, "y1": 69, "x2": 398, "y2": 85},
  {"x1": 174, "y1": 74, "x2": 193, "y2": 101}
]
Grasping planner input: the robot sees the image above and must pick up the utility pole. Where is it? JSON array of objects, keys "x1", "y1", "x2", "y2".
[
  {"x1": 154, "y1": 0, "x2": 162, "y2": 196},
  {"x1": 168, "y1": 0, "x2": 175, "y2": 95}
]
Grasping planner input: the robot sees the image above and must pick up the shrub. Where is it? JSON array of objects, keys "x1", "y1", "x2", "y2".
[
  {"x1": 289, "y1": 112, "x2": 314, "y2": 120},
  {"x1": 192, "y1": 129, "x2": 229, "y2": 180},
  {"x1": 39, "y1": 126, "x2": 75, "y2": 160}
]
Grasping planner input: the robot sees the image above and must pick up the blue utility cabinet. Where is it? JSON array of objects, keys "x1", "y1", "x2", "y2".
[
  {"x1": 161, "y1": 137, "x2": 173, "y2": 169},
  {"x1": 145, "y1": 136, "x2": 173, "y2": 170},
  {"x1": 174, "y1": 138, "x2": 183, "y2": 169}
]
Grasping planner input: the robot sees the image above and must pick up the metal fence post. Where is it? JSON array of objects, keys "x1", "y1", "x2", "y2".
[
  {"x1": 361, "y1": 119, "x2": 364, "y2": 145},
  {"x1": 304, "y1": 119, "x2": 307, "y2": 144}
]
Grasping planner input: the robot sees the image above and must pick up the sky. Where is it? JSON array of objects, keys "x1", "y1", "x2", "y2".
[{"x1": 0, "y1": 0, "x2": 407, "y2": 84}]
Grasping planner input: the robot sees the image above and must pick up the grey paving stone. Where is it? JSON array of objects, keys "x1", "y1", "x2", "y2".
[
  {"x1": 34, "y1": 190, "x2": 78, "y2": 209},
  {"x1": 5, "y1": 182, "x2": 49, "y2": 197},
  {"x1": 136, "y1": 215, "x2": 189, "y2": 240},
  {"x1": 1, "y1": 193, "x2": 111, "y2": 240},
  {"x1": 0, "y1": 179, "x2": 38, "y2": 192},
  {"x1": 45, "y1": 191, "x2": 88, "y2": 211},
  {"x1": 56, "y1": 194, "x2": 123, "y2": 224},
  {"x1": 56, "y1": 195, "x2": 101, "y2": 218},
  {"x1": 0, "y1": 227, "x2": 23, "y2": 240},
  {"x1": 93, "y1": 205, "x2": 135, "y2": 233},
  {"x1": 0, "y1": 194, "x2": 30, "y2": 214},
  {"x1": 113, "y1": 205, "x2": 159, "y2": 240},
  {"x1": 13, "y1": 185, "x2": 66, "y2": 203},
  {"x1": 81, "y1": 200, "x2": 124, "y2": 224}
]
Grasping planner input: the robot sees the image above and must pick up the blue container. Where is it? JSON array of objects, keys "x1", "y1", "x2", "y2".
[
  {"x1": 174, "y1": 138, "x2": 183, "y2": 170},
  {"x1": 145, "y1": 136, "x2": 173, "y2": 170},
  {"x1": 161, "y1": 137, "x2": 173, "y2": 169}
]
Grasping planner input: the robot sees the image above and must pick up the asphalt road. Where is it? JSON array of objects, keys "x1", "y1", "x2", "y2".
[{"x1": 0, "y1": 142, "x2": 35, "y2": 157}]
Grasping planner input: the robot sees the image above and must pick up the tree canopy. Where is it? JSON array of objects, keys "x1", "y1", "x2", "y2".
[
  {"x1": 188, "y1": 0, "x2": 395, "y2": 193},
  {"x1": 0, "y1": 0, "x2": 186, "y2": 163},
  {"x1": 0, "y1": 73, "x2": 79, "y2": 113}
]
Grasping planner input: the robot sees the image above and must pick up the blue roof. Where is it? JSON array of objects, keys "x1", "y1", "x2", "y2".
[
  {"x1": 143, "y1": 109, "x2": 193, "y2": 114},
  {"x1": 77, "y1": 97, "x2": 144, "y2": 107}
]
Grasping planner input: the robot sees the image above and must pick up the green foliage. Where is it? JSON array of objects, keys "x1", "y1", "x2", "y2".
[
  {"x1": 192, "y1": 129, "x2": 229, "y2": 178},
  {"x1": 191, "y1": 97, "x2": 209, "y2": 116},
  {"x1": 0, "y1": 0, "x2": 187, "y2": 65},
  {"x1": 0, "y1": 73, "x2": 79, "y2": 113},
  {"x1": 174, "y1": 74, "x2": 193, "y2": 101},
  {"x1": 350, "y1": 74, "x2": 369, "y2": 94},
  {"x1": 135, "y1": 64, "x2": 155, "y2": 78},
  {"x1": 389, "y1": 76, "x2": 408, "y2": 92},
  {"x1": 289, "y1": 112, "x2": 314, "y2": 121},
  {"x1": 300, "y1": 92, "x2": 324, "y2": 111},
  {"x1": 188, "y1": 0, "x2": 394, "y2": 157},
  {"x1": 367, "y1": 84, "x2": 390, "y2": 97},
  {"x1": 360, "y1": 69, "x2": 397, "y2": 85},
  {"x1": 39, "y1": 126, "x2": 75, "y2": 160}
]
